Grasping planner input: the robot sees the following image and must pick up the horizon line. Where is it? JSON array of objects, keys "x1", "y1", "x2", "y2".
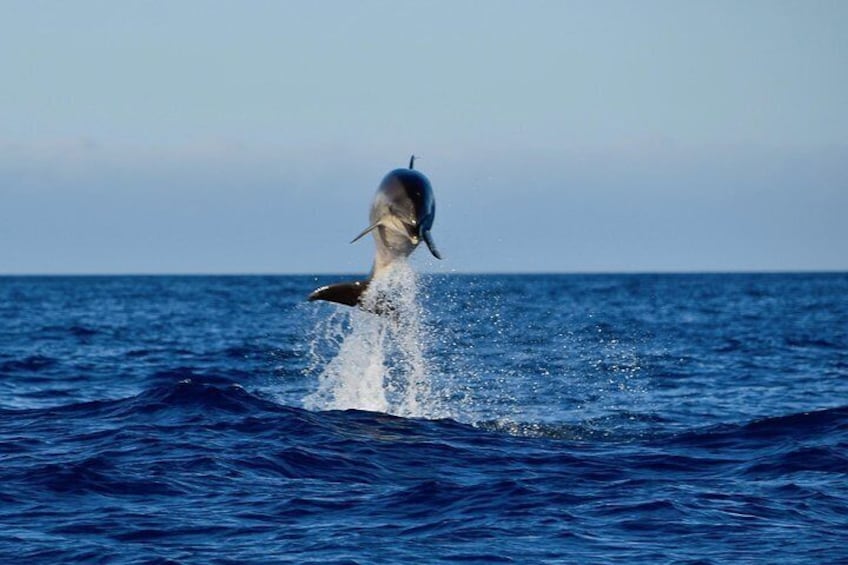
[{"x1": 1, "y1": 269, "x2": 846, "y2": 278}]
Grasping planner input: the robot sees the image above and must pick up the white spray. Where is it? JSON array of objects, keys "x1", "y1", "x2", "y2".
[{"x1": 302, "y1": 262, "x2": 443, "y2": 419}]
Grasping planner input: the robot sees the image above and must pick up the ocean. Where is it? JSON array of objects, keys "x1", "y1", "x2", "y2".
[{"x1": 1, "y1": 271, "x2": 846, "y2": 563}]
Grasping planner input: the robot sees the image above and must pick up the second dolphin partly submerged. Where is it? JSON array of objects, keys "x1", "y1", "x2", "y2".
[{"x1": 308, "y1": 156, "x2": 441, "y2": 308}]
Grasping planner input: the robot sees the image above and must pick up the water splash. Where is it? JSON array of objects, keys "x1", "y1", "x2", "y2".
[
  {"x1": 301, "y1": 271, "x2": 653, "y2": 428},
  {"x1": 303, "y1": 262, "x2": 443, "y2": 419}
]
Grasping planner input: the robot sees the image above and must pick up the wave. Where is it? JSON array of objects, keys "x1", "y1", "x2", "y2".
[
  {"x1": 0, "y1": 355, "x2": 59, "y2": 373},
  {"x1": 476, "y1": 411, "x2": 671, "y2": 441},
  {"x1": 481, "y1": 404, "x2": 848, "y2": 448},
  {"x1": 5, "y1": 374, "x2": 846, "y2": 449},
  {"x1": 1, "y1": 378, "x2": 469, "y2": 445},
  {"x1": 3, "y1": 377, "x2": 847, "y2": 553},
  {"x1": 661, "y1": 404, "x2": 848, "y2": 448}
]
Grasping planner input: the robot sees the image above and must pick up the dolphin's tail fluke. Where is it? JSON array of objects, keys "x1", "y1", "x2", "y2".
[{"x1": 308, "y1": 280, "x2": 369, "y2": 307}]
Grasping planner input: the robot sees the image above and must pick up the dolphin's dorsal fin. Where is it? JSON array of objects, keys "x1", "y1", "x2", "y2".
[
  {"x1": 350, "y1": 222, "x2": 380, "y2": 244},
  {"x1": 409, "y1": 155, "x2": 416, "y2": 169}
]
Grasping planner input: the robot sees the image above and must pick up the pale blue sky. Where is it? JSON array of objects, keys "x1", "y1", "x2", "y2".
[{"x1": 1, "y1": 1, "x2": 846, "y2": 273}]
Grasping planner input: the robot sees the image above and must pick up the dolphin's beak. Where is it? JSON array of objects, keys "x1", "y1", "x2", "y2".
[{"x1": 422, "y1": 229, "x2": 442, "y2": 259}]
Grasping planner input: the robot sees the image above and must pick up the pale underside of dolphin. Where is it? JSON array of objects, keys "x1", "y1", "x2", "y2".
[{"x1": 308, "y1": 156, "x2": 441, "y2": 308}]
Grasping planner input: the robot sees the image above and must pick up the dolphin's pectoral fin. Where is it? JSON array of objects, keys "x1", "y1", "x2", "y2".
[
  {"x1": 308, "y1": 280, "x2": 369, "y2": 307},
  {"x1": 422, "y1": 230, "x2": 442, "y2": 259},
  {"x1": 350, "y1": 223, "x2": 380, "y2": 244}
]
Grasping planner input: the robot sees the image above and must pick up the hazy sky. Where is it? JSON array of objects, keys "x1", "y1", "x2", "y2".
[{"x1": 1, "y1": 1, "x2": 846, "y2": 274}]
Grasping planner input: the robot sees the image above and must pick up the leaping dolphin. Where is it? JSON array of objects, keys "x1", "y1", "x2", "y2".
[{"x1": 308, "y1": 156, "x2": 441, "y2": 307}]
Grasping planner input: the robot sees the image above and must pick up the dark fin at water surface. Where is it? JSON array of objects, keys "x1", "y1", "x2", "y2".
[{"x1": 308, "y1": 280, "x2": 369, "y2": 307}]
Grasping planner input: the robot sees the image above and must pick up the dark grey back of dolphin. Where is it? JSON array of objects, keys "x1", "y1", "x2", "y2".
[{"x1": 380, "y1": 168, "x2": 441, "y2": 260}]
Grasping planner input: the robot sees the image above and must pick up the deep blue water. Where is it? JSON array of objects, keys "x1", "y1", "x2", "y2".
[{"x1": 1, "y1": 273, "x2": 846, "y2": 563}]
